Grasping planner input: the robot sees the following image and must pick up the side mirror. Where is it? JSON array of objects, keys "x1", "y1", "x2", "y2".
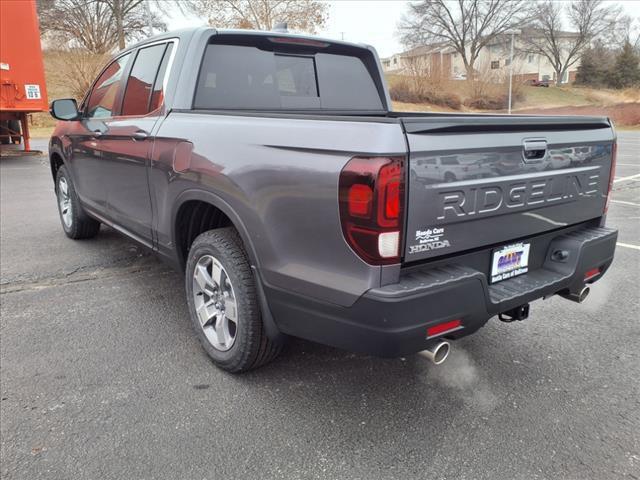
[{"x1": 50, "y1": 99, "x2": 79, "y2": 121}]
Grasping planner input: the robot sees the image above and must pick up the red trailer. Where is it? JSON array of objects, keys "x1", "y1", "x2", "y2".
[{"x1": 0, "y1": 0, "x2": 48, "y2": 152}]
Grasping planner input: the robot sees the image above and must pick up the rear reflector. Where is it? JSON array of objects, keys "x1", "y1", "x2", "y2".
[
  {"x1": 427, "y1": 319, "x2": 462, "y2": 338},
  {"x1": 584, "y1": 267, "x2": 601, "y2": 281}
]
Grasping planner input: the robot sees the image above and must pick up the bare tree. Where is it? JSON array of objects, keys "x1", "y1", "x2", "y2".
[
  {"x1": 398, "y1": 0, "x2": 535, "y2": 78},
  {"x1": 38, "y1": 0, "x2": 117, "y2": 53},
  {"x1": 184, "y1": 0, "x2": 329, "y2": 33},
  {"x1": 102, "y1": 0, "x2": 166, "y2": 50},
  {"x1": 521, "y1": 0, "x2": 621, "y2": 85},
  {"x1": 614, "y1": 15, "x2": 640, "y2": 53},
  {"x1": 46, "y1": 49, "x2": 111, "y2": 99},
  {"x1": 37, "y1": 0, "x2": 166, "y2": 52}
]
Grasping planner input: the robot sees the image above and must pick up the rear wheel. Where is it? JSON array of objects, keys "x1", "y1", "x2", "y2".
[
  {"x1": 185, "y1": 228, "x2": 282, "y2": 372},
  {"x1": 55, "y1": 165, "x2": 101, "y2": 239}
]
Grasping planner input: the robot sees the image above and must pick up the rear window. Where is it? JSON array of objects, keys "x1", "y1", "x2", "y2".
[{"x1": 194, "y1": 42, "x2": 383, "y2": 111}]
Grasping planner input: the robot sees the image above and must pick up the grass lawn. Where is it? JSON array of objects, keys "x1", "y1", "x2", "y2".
[{"x1": 515, "y1": 86, "x2": 592, "y2": 109}]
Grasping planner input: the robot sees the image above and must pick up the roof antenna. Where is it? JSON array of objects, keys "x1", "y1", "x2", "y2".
[{"x1": 272, "y1": 22, "x2": 288, "y2": 33}]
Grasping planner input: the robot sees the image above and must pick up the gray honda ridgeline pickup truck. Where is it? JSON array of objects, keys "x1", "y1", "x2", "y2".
[{"x1": 49, "y1": 28, "x2": 618, "y2": 372}]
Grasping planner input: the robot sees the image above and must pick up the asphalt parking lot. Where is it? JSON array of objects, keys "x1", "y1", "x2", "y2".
[{"x1": 1, "y1": 133, "x2": 639, "y2": 480}]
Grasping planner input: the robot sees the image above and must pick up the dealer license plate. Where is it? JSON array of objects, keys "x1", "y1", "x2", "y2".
[{"x1": 490, "y1": 243, "x2": 531, "y2": 284}]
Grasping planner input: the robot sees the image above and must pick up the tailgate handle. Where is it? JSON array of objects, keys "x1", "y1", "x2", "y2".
[{"x1": 522, "y1": 139, "x2": 547, "y2": 161}]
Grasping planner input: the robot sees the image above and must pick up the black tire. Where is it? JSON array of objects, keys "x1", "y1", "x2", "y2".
[
  {"x1": 185, "y1": 227, "x2": 283, "y2": 373},
  {"x1": 55, "y1": 165, "x2": 101, "y2": 239}
]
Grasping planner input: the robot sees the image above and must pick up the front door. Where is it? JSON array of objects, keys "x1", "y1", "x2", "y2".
[{"x1": 71, "y1": 53, "x2": 132, "y2": 214}]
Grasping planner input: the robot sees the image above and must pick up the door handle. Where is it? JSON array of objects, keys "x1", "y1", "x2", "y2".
[
  {"x1": 132, "y1": 130, "x2": 149, "y2": 140},
  {"x1": 92, "y1": 130, "x2": 103, "y2": 137}
]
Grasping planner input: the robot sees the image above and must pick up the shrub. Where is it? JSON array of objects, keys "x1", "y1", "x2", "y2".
[
  {"x1": 46, "y1": 49, "x2": 109, "y2": 101},
  {"x1": 388, "y1": 76, "x2": 462, "y2": 109},
  {"x1": 463, "y1": 74, "x2": 524, "y2": 111},
  {"x1": 464, "y1": 95, "x2": 509, "y2": 110}
]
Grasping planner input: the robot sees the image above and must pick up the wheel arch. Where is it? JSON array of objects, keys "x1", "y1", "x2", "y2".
[
  {"x1": 172, "y1": 189, "x2": 284, "y2": 344},
  {"x1": 172, "y1": 189, "x2": 261, "y2": 271},
  {"x1": 49, "y1": 141, "x2": 66, "y2": 183}
]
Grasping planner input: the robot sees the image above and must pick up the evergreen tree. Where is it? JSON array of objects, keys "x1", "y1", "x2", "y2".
[
  {"x1": 576, "y1": 42, "x2": 614, "y2": 86},
  {"x1": 609, "y1": 42, "x2": 640, "y2": 88}
]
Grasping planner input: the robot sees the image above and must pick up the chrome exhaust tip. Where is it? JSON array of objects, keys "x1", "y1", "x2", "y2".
[
  {"x1": 559, "y1": 286, "x2": 590, "y2": 303},
  {"x1": 419, "y1": 341, "x2": 451, "y2": 365}
]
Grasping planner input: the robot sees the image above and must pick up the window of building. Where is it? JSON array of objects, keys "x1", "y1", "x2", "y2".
[
  {"x1": 505, "y1": 58, "x2": 511, "y2": 66},
  {"x1": 490, "y1": 60, "x2": 500, "y2": 69},
  {"x1": 85, "y1": 53, "x2": 131, "y2": 118},
  {"x1": 528, "y1": 54, "x2": 534, "y2": 63}
]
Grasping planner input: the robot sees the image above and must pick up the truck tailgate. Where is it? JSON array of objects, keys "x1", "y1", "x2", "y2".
[{"x1": 400, "y1": 116, "x2": 615, "y2": 263}]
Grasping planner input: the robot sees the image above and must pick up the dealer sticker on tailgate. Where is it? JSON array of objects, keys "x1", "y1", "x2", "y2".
[{"x1": 490, "y1": 243, "x2": 530, "y2": 284}]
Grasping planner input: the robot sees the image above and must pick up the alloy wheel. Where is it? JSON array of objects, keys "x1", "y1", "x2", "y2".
[
  {"x1": 58, "y1": 177, "x2": 73, "y2": 228},
  {"x1": 192, "y1": 255, "x2": 238, "y2": 351}
]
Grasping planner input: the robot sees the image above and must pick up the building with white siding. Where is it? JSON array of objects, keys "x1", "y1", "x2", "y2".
[{"x1": 381, "y1": 30, "x2": 581, "y2": 84}]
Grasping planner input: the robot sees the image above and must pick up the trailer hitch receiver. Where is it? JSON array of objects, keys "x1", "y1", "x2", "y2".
[{"x1": 499, "y1": 304, "x2": 530, "y2": 323}]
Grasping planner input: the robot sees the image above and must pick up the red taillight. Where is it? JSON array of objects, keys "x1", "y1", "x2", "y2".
[
  {"x1": 605, "y1": 141, "x2": 617, "y2": 213},
  {"x1": 427, "y1": 319, "x2": 462, "y2": 338},
  {"x1": 584, "y1": 267, "x2": 601, "y2": 281},
  {"x1": 377, "y1": 161, "x2": 402, "y2": 227},
  {"x1": 339, "y1": 157, "x2": 405, "y2": 265},
  {"x1": 348, "y1": 184, "x2": 373, "y2": 217}
]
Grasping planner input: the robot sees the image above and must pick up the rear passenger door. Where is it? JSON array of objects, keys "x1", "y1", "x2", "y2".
[{"x1": 99, "y1": 41, "x2": 175, "y2": 245}]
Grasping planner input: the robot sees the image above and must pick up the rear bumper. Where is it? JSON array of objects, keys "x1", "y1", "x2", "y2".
[{"x1": 266, "y1": 226, "x2": 617, "y2": 357}]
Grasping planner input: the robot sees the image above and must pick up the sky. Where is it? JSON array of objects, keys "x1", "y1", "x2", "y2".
[{"x1": 165, "y1": 0, "x2": 640, "y2": 58}]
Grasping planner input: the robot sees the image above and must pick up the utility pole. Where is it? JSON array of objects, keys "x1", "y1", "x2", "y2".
[
  {"x1": 507, "y1": 30, "x2": 518, "y2": 115},
  {"x1": 145, "y1": 0, "x2": 154, "y2": 37}
]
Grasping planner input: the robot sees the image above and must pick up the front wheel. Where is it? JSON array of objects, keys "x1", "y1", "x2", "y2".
[
  {"x1": 55, "y1": 165, "x2": 100, "y2": 239},
  {"x1": 185, "y1": 228, "x2": 283, "y2": 372}
]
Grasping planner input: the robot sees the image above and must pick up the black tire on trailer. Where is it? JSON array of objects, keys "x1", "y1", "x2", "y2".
[
  {"x1": 55, "y1": 165, "x2": 101, "y2": 239},
  {"x1": 185, "y1": 227, "x2": 283, "y2": 373}
]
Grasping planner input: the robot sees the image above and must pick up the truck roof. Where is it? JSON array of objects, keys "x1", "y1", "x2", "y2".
[{"x1": 118, "y1": 27, "x2": 374, "y2": 57}]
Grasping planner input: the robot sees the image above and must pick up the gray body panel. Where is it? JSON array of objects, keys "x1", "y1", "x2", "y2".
[{"x1": 152, "y1": 112, "x2": 406, "y2": 306}]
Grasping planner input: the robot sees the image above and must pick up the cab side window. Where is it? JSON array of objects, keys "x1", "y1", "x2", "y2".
[
  {"x1": 149, "y1": 43, "x2": 174, "y2": 112},
  {"x1": 121, "y1": 43, "x2": 173, "y2": 116},
  {"x1": 85, "y1": 53, "x2": 131, "y2": 118}
]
